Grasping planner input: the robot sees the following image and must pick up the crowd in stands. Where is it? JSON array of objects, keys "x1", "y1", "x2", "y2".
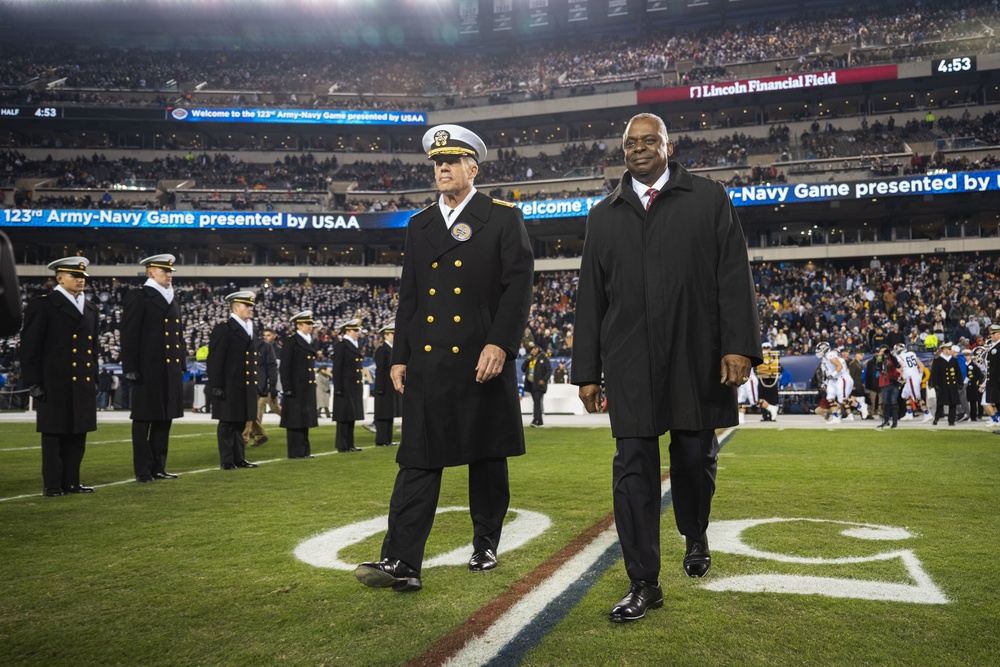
[{"x1": 2, "y1": 0, "x2": 998, "y2": 109}]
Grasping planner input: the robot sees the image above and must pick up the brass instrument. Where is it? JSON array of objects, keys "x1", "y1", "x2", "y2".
[{"x1": 757, "y1": 349, "x2": 780, "y2": 388}]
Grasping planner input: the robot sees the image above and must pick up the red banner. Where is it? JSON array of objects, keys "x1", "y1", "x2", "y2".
[{"x1": 637, "y1": 65, "x2": 898, "y2": 104}]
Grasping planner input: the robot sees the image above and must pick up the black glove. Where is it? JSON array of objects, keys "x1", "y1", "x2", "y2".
[
  {"x1": 28, "y1": 384, "x2": 46, "y2": 402},
  {"x1": 257, "y1": 387, "x2": 269, "y2": 397},
  {"x1": 270, "y1": 390, "x2": 278, "y2": 399},
  {"x1": 376, "y1": 390, "x2": 384, "y2": 396},
  {"x1": 284, "y1": 390, "x2": 295, "y2": 398},
  {"x1": 125, "y1": 371, "x2": 142, "y2": 384},
  {"x1": 211, "y1": 387, "x2": 226, "y2": 400},
  {"x1": 335, "y1": 390, "x2": 344, "y2": 397}
]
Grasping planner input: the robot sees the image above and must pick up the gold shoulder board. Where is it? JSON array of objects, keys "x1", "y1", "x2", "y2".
[{"x1": 492, "y1": 198, "x2": 517, "y2": 208}]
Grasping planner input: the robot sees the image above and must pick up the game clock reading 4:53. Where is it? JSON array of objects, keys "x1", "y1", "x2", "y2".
[{"x1": 932, "y1": 56, "x2": 976, "y2": 74}]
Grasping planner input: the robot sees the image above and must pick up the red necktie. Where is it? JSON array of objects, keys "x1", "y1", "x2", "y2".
[{"x1": 645, "y1": 188, "x2": 659, "y2": 211}]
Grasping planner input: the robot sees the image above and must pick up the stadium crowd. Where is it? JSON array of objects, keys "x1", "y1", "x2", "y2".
[{"x1": 1, "y1": 0, "x2": 997, "y2": 108}]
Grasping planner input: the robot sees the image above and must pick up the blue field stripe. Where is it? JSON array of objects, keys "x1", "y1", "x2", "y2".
[{"x1": 484, "y1": 429, "x2": 735, "y2": 667}]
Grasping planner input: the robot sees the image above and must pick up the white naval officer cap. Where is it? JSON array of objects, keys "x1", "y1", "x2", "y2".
[
  {"x1": 423, "y1": 124, "x2": 487, "y2": 163},
  {"x1": 48, "y1": 256, "x2": 91, "y2": 277},
  {"x1": 991, "y1": 324, "x2": 1000, "y2": 333},
  {"x1": 225, "y1": 290, "x2": 256, "y2": 306},
  {"x1": 140, "y1": 254, "x2": 177, "y2": 271},
  {"x1": 290, "y1": 310, "x2": 314, "y2": 324},
  {"x1": 338, "y1": 317, "x2": 362, "y2": 332},
  {"x1": 378, "y1": 320, "x2": 396, "y2": 334}
]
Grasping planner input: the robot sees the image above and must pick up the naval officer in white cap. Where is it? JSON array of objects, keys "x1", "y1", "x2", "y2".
[
  {"x1": 280, "y1": 310, "x2": 320, "y2": 459},
  {"x1": 19, "y1": 257, "x2": 101, "y2": 496},
  {"x1": 121, "y1": 254, "x2": 185, "y2": 483},
  {"x1": 355, "y1": 124, "x2": 533, "y2": 592}
]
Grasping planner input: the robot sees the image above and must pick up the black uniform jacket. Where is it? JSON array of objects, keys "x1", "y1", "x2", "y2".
[
  {"x1": 521, "y1": 355, "x2": 552, "y2": 394},
  {"x1": 572, "y1": 164, "x2": 762, "y2": 437},
  {"x1": 987, "y1": 342, "x2": 1000, "y2": 404},
  {"x1": 121, "y1": 286, "x2": 185, "y2": 421},
  {"x1": 392, "y1": 191, "x2": 534, "y2": 468},
  {"x1": 279, "y1": 333, "x2": 319, "y2": 429},
  {"x1": 20, "y1": 291, "x2": 100, "y2": 434},
  {"x1": 930, "y1": 355, "x2": 961, "y2": 405},
  {"x1": 332, "y1": 338, "x2": 364, "y2": 421},
  {"x1": 374, "y1": 342, "x2": 402, "y2": 420},
  {"x1": 207, "y1": 318, "x2": 258, "y2": 422},
  {"x1": 255, "y1": 338, "x2": 279, "y2": 395}
]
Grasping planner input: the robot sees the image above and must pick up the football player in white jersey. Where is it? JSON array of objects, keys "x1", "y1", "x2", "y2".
[
  {"x1": 892, "y1": 343, "x2": 932, "y2": 422},
  {"x1": 817, "y1": 343, "x2": 847, "y2": 423},
  {"x1": 736, "y1": 369, "x2": 778, "y2": 425}
]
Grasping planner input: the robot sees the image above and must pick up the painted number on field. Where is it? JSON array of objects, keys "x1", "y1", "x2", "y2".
[
  {"x1": 293, "y1": 506, "x2": 551, "y2": 570},
  {"x1": 703, "y1": 518, "x2": 948, "y2": 604}
]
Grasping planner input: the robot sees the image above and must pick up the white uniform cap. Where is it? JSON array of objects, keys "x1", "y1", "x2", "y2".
[
  {"x1": 47, "y1": 256, "x2": 90, "y2": 276},
  {"x1": 290, "y1": 310, "x2": 314, "y2": 324},
  {"x1": 339, "y1": 318, "x2": 362, "y2": 331},
  {"x1": 423, "y1": 124, "x2": 487, "y2": 162},
  {"x1": 140, "y1": 254, "x2": 177, "y2": 271},
  {"x1": 378, "y1": 320, "x2": 396, "y2": 334},
  {"x1": 225, "y1": 291, "x2": 256, "y2": 305}
]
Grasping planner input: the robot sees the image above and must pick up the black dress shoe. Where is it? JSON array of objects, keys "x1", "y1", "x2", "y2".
[
  {"x1": 43, "y1": 488, "x2": 65, "y2": 497},
  {"x1": 354, "y1": 558, "x2": 422, "y2": 592},
  {"x1": 609, "y1": 580, "x2": 663, "y2": 623},
  {"x1": 347, "y1": 447, "x2": 363, "y2": 452},
  {"x1": 64, "y1": 485, "x2": 95, "y2": 494},
  {"x1": 137, "y1": 476, "x2": 156, "y2": 483},
  {"x1": 236, "y1": 460, "x2": 259, "y2": 468},
  {"x1": 153, "y1": 472, "x2": 180, "y2": 479},
  {"x1": 290, "y1": 455, "x2": 316, "y2": 459},
  {"x1": 683, "y1": 534, "x2": 711, "y2": 578},
  {"x1": 221, "y1": 463, "x2": 239, "y2": 470},
  {"x1": 469, "y1": 548, "x2": 498, "y2": 572}
]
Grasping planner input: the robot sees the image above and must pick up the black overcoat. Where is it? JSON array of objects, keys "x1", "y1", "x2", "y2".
[
  {"x1": 207, "y1": 318, "x2": 258, "y2": 422},
  {"x1": 521, "y1": 356, "x2": 552, "y2": 394},
  {"x1": 20, "y1": 291, "x2": 100, "y2": 434},
  {"x1": 572, "y1": 164, "x2": 762, "y2": 437},
  {"x1": 930, "y1": 355, "x2": 961, "y2": 405},
  {"x1": 279, "y1": 333, "x2": 319, "y2": 429},
  {"x1": 392, "y1": 191, "x2": 534, "y2": 468},
  {"x1": 332, "y1": 338, "x2": 364, "y2": 421},
  {"x1": 986, "y1": 342, "x2": 1000, "y2": 405},
  {"x1": 374, "y1": 342, "x2": 402, "y2": 420},
  {"x1": 120, "y1": 286, "x2": 185, "y2": 421}
]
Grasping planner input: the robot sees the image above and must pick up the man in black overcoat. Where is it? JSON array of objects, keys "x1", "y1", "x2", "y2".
[
  {"x1": 121, "y1": 254, "x2": 185, "y2": 483},
  {"x1": 243, "y1": 328, "x2": 280, "y2": 447},
  {"x1": 207, "y1": 291, "x2": 260, "y2": 469},
  {"x1": 373, "y1": 321, "x2": 401, "y2": 446},
  {"x1": 19, "y1": 257, "x2": 101, "y2": 496},
  {"x1": 985, "y1": 325, "x2": 1000, "y2": 418},
  {"x1": 930, "y1": 344, "x2": 961, "y2": 426},
  {"x1": 521, "y1": 344, "x2": 551, "y2": 426},
  {"x1": 572, "y1": 113, "x2": 761, "y2": 622},
  {"x1": 355, "y1": 124, "x2": 533, "y2": 592},
  {"x1": 280, "y1": 310, "x2": 319, "y2": 458},
  {"x1": 332, "y1": 318, "x2": 364, "y2": 453}
]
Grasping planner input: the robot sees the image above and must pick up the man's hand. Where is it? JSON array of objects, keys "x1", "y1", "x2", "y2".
[
  {"x1": 125, "y1": 371, "x2": 142, "y2": 384},
  {"x1": 284, "y1": 390, "x2": 295, "y2": 398},
  {"x1": 390, "y1": 364, "x2": 407, "y2": 394},
  {"x1": 475, "y1": 344, "x2": 506, "y2": 383},
  {"x1": 720, "y1": 354, "x2": 753, "y2": 387},
  {"x1": 28, "y1": 384, "x2": 46, "y2": 402},
  {"x1": 211, "y1": 387, "x2": 226, "y2": 400},
  {"x1": 579, "y1": 383, "x2": 601, "y2": 413}
]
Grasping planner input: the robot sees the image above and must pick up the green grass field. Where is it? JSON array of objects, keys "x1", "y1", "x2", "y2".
[{"x1": 0, "y1": 421, "x2": 997, "y2": 666}]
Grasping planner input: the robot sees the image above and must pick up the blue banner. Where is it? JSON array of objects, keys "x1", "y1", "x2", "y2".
[
  {"x1": 167, "y1": 107, "x2": 427, "y2": 126},
  {"x1": 5, "y1": 170, "x2": 999, "y2": 229}
]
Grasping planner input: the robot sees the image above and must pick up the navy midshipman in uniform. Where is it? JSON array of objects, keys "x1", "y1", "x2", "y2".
[
  {"x1": 280, "y1": 310, "x2": 319, "y2": 459},
  {"x1": 355, "y1": 124, "x2": 533, "y2": 592},
  {"x1": 20, "y1": 257, "x2": 101, "y2": 496},
  {"x1": 207, "y1": 291, "x2": 260, "y2": 469},
  {"x1": 373, "y1": 321, "x2": 401, "y2": 446},
  {"x1": 121, "y1": 254, "x2": 185, "y2": 483},
  {"x1": 332, "y1": 317, "x2": 365, "y2": 453}
]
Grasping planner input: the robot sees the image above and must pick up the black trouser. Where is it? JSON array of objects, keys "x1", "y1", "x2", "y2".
[
  {"x1": 375, "y1": 419, "x2": 394, "y2": 445},
  {"x1": 967, "y1": 386, "x2": 983, "y2": 420},
  {"x1": 531, "y1": 390, "x2": 545, "y2": 424},
  {"x1": 934, "y1": 402, "x2": 957, "y2": 425},
  {"x1": 381, "y1": 458, "x2": 510, "y2": 572},
  {"x1": 336, "y1": 421, "x2": 355, "y2": 451},
  {"x1": 217, "y1": 420, "x2": 247, "y2": 465},
  {"x1": 614, "y1": 430, "x2": 719, "y2": 584},
  {"x1": 287, "y1": 428, "x2": 311, "y2": 458},
  {"x1": 41, "y1": 433, "x2": 87, "y2": 491},
  {"x1": 132, "y1": 419, "x2": 172, "y2": 478}
]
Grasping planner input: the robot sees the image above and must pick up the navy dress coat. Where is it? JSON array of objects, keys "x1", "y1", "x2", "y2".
[
  {"x1": 279, "y1": 333, "x2": 319, "y2": 429},
  {"x1": 572, "y1": 164, "x2": 762, "y2": 437},
  {"x1": 207, "y1": 318, "x2": 258, "y2": 422},
  {"x1": 332, "y1": 338, "x2": 364, "y2": 421},
  {"x1": 20, "y1": 291, "x2": 100, "y2": 434},
  {"x1": 392, "y1": 191, "x2": 534, "y2": 468},
  {"x1": 120, "y1": 286, "x2": 185, "y2": 421},
  {"x1": 374, "y1": 342, "x2": 402, "y2": 421}
]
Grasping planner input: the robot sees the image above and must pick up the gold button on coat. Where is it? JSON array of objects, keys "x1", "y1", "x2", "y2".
[
  {"x1": 454, "y1": 260, "x2": 462, "y2": 267},
  {"x1": 427, "y1": 316, "x2": 434, "y2": 323},
  {"x1": 452, "y1": 347, "x2": 460, "y2": 354},
  {"x1": 454, "y1": 287, "x2": 461, "y2": 295},
  {"x1": 429, "y1": 288, "x2": 436, "y2": 295},
  {"x1": 431, "y1": 261, "x2": 438, "y2": 268},
  {"x1": 453, "y1": 316, "x2": 461, "y2": 323},
  {"x1": 424, "y1": 345, "x2": 432, "y2": 352}
]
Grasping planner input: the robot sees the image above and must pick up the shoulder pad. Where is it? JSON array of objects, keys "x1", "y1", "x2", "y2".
[
  {"x1": 417, "y1": 202, "x2": 437, "y2": 213},
  {"x1": 492, "y1": 198, "x2": 517, "y2": 208}
]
